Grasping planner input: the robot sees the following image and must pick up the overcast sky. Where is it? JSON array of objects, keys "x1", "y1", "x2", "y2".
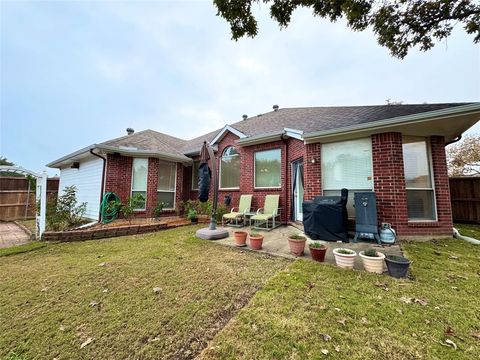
[{"x1": 1, "y1": 0, "x2": 479, "y2": 175}]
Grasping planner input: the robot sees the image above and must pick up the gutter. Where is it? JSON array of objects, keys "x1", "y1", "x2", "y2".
[
  {"x1": 303, "y1": 103, "x2": 480, "y2": 143},
  {"x1": 89, "y1": 149, "x2": 106, "y2": 222}
]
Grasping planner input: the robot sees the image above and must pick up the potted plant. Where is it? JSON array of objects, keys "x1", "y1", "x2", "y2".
[
  {"x1": 332, "y1": 248, "x2": 357, "y2": 269},
  {"x1": 234, "y1": 231, "x2": 248, "y2": 247},
  {"x1": 249, "y1": 231, "x2": 264, "y2": 250},
  {"x1": 309, "y1": 242, "x2": 327, "y2": 262},
  {"x1": 288, "y1": 234, "x2": 307, "y2": 256},
  {"x1": 385, "y1": 255, "x2": 411, "y2": 278},
  {"x1": 187, "y1": 209, "x2": 198, "y2": 224},
  {"x1": 359, "y1": 248, "x2": 386, "y2": 274}
]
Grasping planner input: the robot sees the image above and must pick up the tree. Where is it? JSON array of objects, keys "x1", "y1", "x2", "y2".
[
  {"x1": 213, "y1": 0, "x2": 480, "y2": 58},
  {"x1": 447, "y1": 134, "x2": 480, "y2": 176},
  {"x1": 0, "y1": 156, "x2": 14, "y2": 166},
  {"x1": 0, "y1": 156, "x2": 23, "y2": 177}
]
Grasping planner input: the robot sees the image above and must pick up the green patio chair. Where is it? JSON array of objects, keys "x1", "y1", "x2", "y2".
[
  {"x1": 250, "y1": 194, "x2": 281, "y2": 231},
  {"x1": 222, "y1": 195, "x2": 252, "y2": 227}
]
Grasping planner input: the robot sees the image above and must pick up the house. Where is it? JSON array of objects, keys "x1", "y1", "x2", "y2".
[{"x1": 47, "y1": 102, "x2": 480, "y2": 238}]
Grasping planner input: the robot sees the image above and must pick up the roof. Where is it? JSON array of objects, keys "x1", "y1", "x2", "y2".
[
  {"x1": 101, "y1": 129, "x2": 187, "y2": 157},
  {"x1": 47, "y1": 102, "x2": 479, "y2": 167}
]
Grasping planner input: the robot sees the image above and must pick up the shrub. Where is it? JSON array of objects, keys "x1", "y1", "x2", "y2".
[
  {"x1": 289, "y1": 234, "x2": 306, "y2": 240},
  {"x1": 46, "y1": 186, "x2": 87, "y2": 231},
  {"x1": 153, "y1": 202, "x2": 166, "y2": 218},
  {"x1": 215, "y1": 203, "x2": 228, "y2": 222},
  {"x1": 120, "y1": 194, "x2": 145, "y2": 223},
  {"x1": 187, "y1": 209, "x2": 198, "y2": 220},
  {"x1": 309, "y1": 242, "x2": 326, "y2": 249}
]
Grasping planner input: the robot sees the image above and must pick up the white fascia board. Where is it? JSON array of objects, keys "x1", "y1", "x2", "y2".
[
  {"x1": 284, "y1": 128, "x2": 304, "y2": 140},
  {"x1": 236, "y1": 131, "x2": 285, "y2": 146},
  {"x1": 211, "y1": 125, "x2": 247, "y2": 145},
  {"x1": 46, "y1": 144, "x2": 97, "y2": 168},
  {"x1": 96, "y1": 145, "x2": 192, "y2": 164},
  {"x1": 303, "y1": 103, "x2": 480, "y2": 144}
]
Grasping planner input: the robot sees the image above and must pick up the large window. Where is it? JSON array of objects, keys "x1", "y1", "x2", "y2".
[
  {"x1": 322, "y1": 138, "x2": 373, "y2": 217},
  {"x1": 158, "y1": 161, "x2": 176, "y2": 209},
  {"x1": 131, "y1": 158, "x2": 148, "y2": 210},
  {"x1": 254, "y1": 149, "x2": 281, "y2": 188},
  {"x1": 220, "y1": 147, "x2": 240, "y2": 189},
  {"x1": 191, "y1": 161, "x2": 199, "y2": 190},
  {"x1": 403, "y1": 137, "x2": 436, "y2": 220}
]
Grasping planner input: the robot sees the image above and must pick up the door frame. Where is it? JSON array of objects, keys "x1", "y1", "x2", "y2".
[{"x1": 291, "y1": 158, "x2": 304, "y2": 222}]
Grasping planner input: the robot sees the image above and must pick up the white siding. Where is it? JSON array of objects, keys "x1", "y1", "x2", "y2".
[{"x1": 59, "y1": 157, "x2": 103, "y2": 220}]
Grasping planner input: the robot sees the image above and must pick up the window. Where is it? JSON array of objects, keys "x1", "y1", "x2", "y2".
[
  {"x1": 220, "y1": 147, "x2": 240, "y2": 189},
  {"x1": 191, "y1": 161, "x2": 199, "y2": 190},
  {"x1": 131, "y1": 158, "x2": 148, "y2": 210},
  {"x1": 322, "y1": 138, "x2": 373, "y2": 217},
  {"x1": 158, "y1": 161, "x2": 176, "y2": 209},
  {"x1": 403, "y1": 137, "x2": 436, "y2": 220},
  {"x1": 254, "y1": 149, "x2": 281, "y2": 188}
]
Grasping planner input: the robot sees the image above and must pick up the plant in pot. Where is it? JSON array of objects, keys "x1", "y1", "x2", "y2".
[
  {"x1": 332, "y1": 248, "x2": 357, "y2": 269},
  {"x1": 187, "y1": 209, "x2": 198, "y2": 224},
  {"x1": 234, "y1": 230, "x2": 248, "y2": 247},
  {"x1": 359, "y1": 248, "x2": 386, "y2": 274},
  {"x1": 249, "y1": 231, "x2": 264, "y2": 250},
  {"x1": 288, "y1": 234, "x2": 307, "y2": 256},
  {"x1": 385, "y1": 255, "x2": 411, "y2": 278},
  {"x1": 309, "y1": 242, "x2": 327, "y2": 262}
]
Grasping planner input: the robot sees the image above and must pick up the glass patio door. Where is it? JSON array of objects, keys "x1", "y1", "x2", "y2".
[{"x1": 292, "y1": 160, "x2": 304, "y2": 222}]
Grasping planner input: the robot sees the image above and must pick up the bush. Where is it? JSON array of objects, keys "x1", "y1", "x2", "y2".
[
  {"x1": 46, "y1": 186, "x2": 87, "y2": 231},
  {"x1": 153, "y1": 202, "x2": 166, "y2": 218},
  {"x1": 187, "y1": 209, "x2": 198, "y2": 220},
  {"x1": 120, "y1": 194, "x2": 145, "y2": 223}
]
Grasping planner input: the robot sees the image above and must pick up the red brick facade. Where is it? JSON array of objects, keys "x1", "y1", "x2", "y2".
[{"x1": 104, "y1": 130, "x2": 453, "y2": 237}]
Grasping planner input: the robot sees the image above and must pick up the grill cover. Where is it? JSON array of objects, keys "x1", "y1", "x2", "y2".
[{"x1": 303, "y1": 189, "x2": 349, "y2": 242}]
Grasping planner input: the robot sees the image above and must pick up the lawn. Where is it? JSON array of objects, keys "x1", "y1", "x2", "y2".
[
  {"x1": 202, "y1": 235, "x2": 480, "y2": 359},
  {"x1": 0, "y1": 225, "x2": 289, "y2": 359},
  {"x1": 2, "y1": 225, "x2": 480, "y2": 360}
]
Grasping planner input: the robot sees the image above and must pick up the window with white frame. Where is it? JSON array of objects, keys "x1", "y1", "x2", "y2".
[
  {"x1": 402, "y1": 137, "x2": 436, "y2": 220},
  {"x1": 220, "y1": 147, "x2": 240, "y2": 189},
  {"x1": 131, "y1": 158, "x2": 148, "y2": 210},
  {"x1": 322, "y1": 138, "x2": 373, "y2": 217},
  {"x1": 254, "y1": 149, "x2": 281, "y2": 188},
  {"x1": 191, "y1": 161, "x2": 199, "y2": 190},
  {"x1": 158, "y1": 161, "x2": 176, "y2": 209}
]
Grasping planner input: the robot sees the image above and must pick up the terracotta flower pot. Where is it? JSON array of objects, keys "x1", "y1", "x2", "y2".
[
  {"x1": 249, "y1": 235, "x2": 264, "y2": 250},
  {"x1": 288, "y1": 237, "x2": 306, "y2": 256},
  {"x1": 332, "y1": 248, "x2": 357, "y2": 269},
  {"x1": 234, "y1": 231, "x2": 248, "y2": 247},
  {"x1": 309, "y1": 245, "x2": 327, "y2": 262},
  {"x1": 359, "y1": 251, "x2": 386, "y2": 274}
]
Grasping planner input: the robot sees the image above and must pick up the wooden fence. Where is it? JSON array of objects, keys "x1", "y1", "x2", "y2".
[
  {"x1": 0, "y1": 176, "x2": 59, "y2": 221},
  {"x1": 449, "y1": 177, "x2": 480, "y2": 224}
]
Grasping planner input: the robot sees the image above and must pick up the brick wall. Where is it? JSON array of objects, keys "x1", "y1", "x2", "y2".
[
  {"x1": 105, "y1": 154, "x2": 183, "y2": 218},
  {"x1": 371, "y1": 132, "x2": 453, "y2": 237},
  {"x1": 303, "y1": 143, "x2": 322, "y2": 201},
  {"x1": 186, "y1": 133, "x2": 305, "y2": 223}
]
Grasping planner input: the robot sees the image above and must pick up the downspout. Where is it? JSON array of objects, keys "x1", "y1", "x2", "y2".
[
  {"x1": 281, "y1": 133, "x2": 289, "y2": 224},
  {"x1": 90, "y1": 148, "x2": 106, "y2": 222},
  {"x1": 453, "y1": 227, "x2": 480, "y2": 245}
]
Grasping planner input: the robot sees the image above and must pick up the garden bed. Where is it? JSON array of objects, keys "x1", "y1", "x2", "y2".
[{"x1": 41, "y1": 216, "x2": 204, "y2": 242}]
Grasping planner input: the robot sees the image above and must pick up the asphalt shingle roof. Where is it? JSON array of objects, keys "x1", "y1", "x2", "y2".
[{"x1": 101, "y1": 103, "x2": 474, "y2": 155}]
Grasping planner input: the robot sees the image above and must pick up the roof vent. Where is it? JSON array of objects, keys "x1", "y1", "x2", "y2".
[
  {"x1": 126, "y1": 128, "x2": 135, "y2": 135},
  {"x1": 273, "y1": 104, "x2": 279, "y2": 111},
  {"x1": 242, "y1": 114, "x2": 248, "y2": 120}
]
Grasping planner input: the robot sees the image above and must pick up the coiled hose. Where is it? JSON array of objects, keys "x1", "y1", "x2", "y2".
[{"x1": 100, "y1": 192, "x2": 121, "y2": 224}]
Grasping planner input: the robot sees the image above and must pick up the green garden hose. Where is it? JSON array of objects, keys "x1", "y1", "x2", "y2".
[{"x1": 100, "y1": 192, "x2": 121, "y2": 224}]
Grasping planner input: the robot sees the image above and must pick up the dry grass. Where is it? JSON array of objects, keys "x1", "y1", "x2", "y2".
[{"x1": 0, "y1": 225, "x2": 289, "y2": 359}]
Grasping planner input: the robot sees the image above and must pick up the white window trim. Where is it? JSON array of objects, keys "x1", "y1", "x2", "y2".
[
  {"x1": 157, "y1": 161, "x2": 177, "y2": 210},
  {"x1": 191, "y1": 161, "x2": 199, "y2": 190},
  {"x1": 321, "y1": 137, "x2": 373, "y2": 193},
  {"x1": 404, "y1": 138, "x2": 438, "y2": 222},
  {"x1": 254, "y1": 148, "x2": 282, "y2": 189},
  {"x1": 131, "y1": 158, "x2": 148, "y2": 211},
  {"x1": 219, "y1": 147, "x2": 240, "y2": 190}
]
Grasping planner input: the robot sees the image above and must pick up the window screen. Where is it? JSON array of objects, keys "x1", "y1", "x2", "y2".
[
  {"x1": 131, "y1": 158, "x2": 148, "y2": 210},
  {"x1": 254, "y1": 149, "x2": 281, "y2": 188},
  {"x1": 157, "y1": 161, "x2": 176, "y2": 209}
]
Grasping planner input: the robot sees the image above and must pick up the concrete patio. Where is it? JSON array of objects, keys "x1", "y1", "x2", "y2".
[
  {"x1": 214, "y1": 225, "x2": 402, "y2": 271},
  {"x1": 0, "y1": 222, "x2": 31, "y2": 249}
]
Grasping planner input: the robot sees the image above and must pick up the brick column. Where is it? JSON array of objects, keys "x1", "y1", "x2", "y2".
[
  {"x1": 371, "y1": 132, "x2": 408, "y2": 231},
  {"x1": 146, "y1": 158, "x2": 159, "y2": 215},
  {"x1": 303, "y1": 143, "x2": 322, "y2": 200},
  {"x1": 430, "y1": 136, "x2": 453, "y2": 230},
  {"x1": 104, "y1": 154, "x2": 133, "y2": 203}
]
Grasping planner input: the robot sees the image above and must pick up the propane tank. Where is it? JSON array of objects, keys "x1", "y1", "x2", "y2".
[{"x1": 379, "y1": 223, "x2": 396, "y2": 244}]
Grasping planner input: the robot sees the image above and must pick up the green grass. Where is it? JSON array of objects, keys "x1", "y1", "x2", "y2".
[
  {"x1": 0, "y1": 226, "x2": 289, "y2": 359},
  {"x1": 202, "y1": 237, "x2": 480, "y2": 359},
  {"x1": 455, "y1": 223, "x2": 480, "y2": 240},
  {"x1": 0, "y1": 241, "x2": 46, "y2": 257}
]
